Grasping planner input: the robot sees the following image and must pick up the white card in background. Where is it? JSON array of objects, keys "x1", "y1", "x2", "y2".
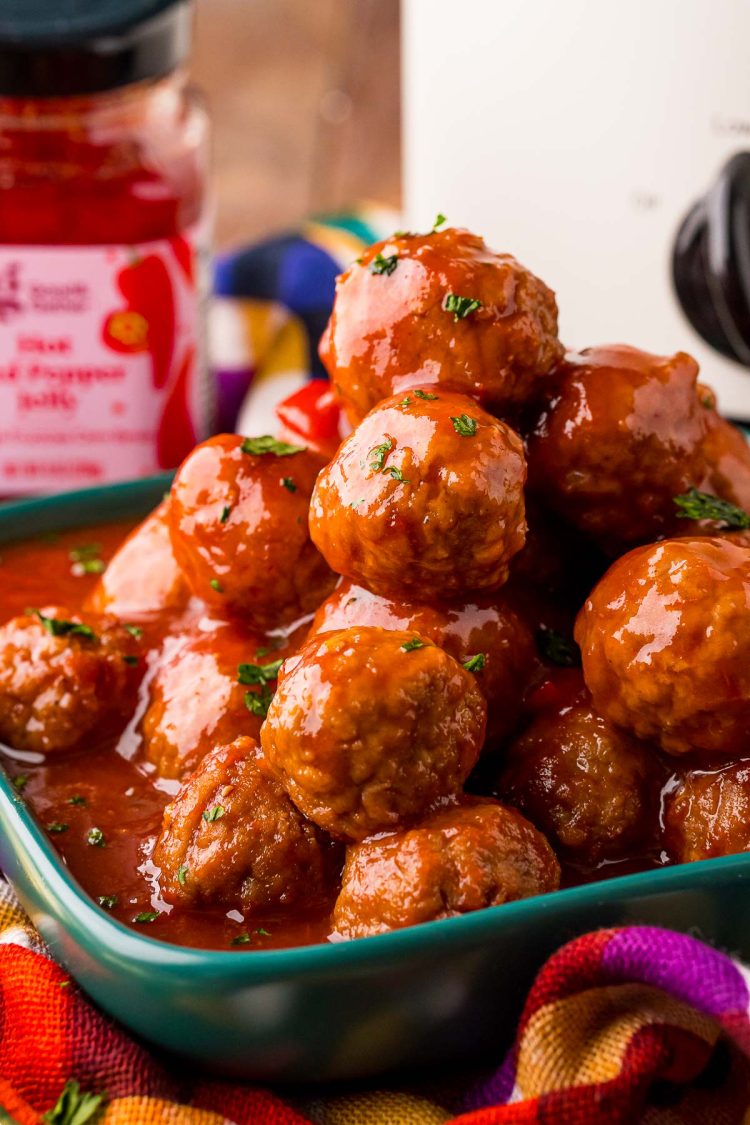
[{"x1": 403, "y1": 0, "x2": 750, "y2": 418}]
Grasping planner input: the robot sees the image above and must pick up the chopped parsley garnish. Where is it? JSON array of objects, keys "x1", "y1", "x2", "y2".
[
  {"x1": 69, "y1": 543, "x2": 106, "y2": 576},
  {"x1": 87, "y1": 827, "x2": 105, "y2": 847},
  {"x1": 399, "y1": 396, "x2": 412, "y2": 407},
  {"x1": 122, "y1": 655, "x2": 139, "y2": 666},
  {"x1": 31, "y1": 611, "x2": 96, "y2": 641},
  {"x1": 370, "y1": 252, "x2": 398, "y2": 276},
  {"x1": 386, "y1": 466, "x2": 409, "y2": 482},
  {"x1": 241, "y1": 435, "x2": 306, "y2": 457},
  {"x1": 67, "y1": 795, "x2": 86, "y2": 806},
  {"x1": 203, "y1": 804, "x2": 226, "y2": 823},
  {"x1": 210, "y1": 578, "x2": 223, "y2": 593},
  {"x1": 76, "y1": 558, "x2": 106, "y2": 575},
  {"x1": 220, "y1": 504, "x2": 232, "y2": 524},
  {"x1": 134, "y1": 911, "x2": 160, "y2": 924},
  {"x1": 123, "y1": 624, "x2": 143, "y2": 640},
  {"x1": 43, "y1": 1078, "x2": 103, "y2": 1125},
  {"x1": 451, "y1": 413, "x2": 478, "y2": 437},
  {"x1": 255, "y1": 927, "x2": 271, "y2": 937},
  {"x1": 673, "y1": 487, "x2": 750, "y2": 529},
  {"x1": 13, "y1": 774, "x2": 28, "y2": 792},
  {"x1": 98, "y1": 895, "x2": 117, "y2": 909},
  {"x1": 238, "y1": 658, "x2": 284, "y2": 685},
  {"x1": 177, "y1": 864, "x2": 188, "y2": 886},
  {"x1": 47, "y1": 822, "x2": 68, "y2": 834},
  {"x1": 245, "y1": 685, "x2": 273, "y2": 719},
  {"x1": 69, "y1": 543, "x2": 100, "y2": 562},
  {"x1": 536, "y1": 627, "x2": 581, "y2": 668},
  {"x1": 231, "y1": 932, "x2": 251, "y2": 945},
  {"x1": 281, "y1": 476, "x2": 297, "y2": 493},
  {"x1": 444, "y1": 293, "x2": 482, "y2": 321},
  {"x1": 432, "y1": 212, "x2": 447, "y2": 230},
  {"x1": 463, "y1": 653, "x2": 487, "y2": 673},
  {"x1": 414, "y1": 389, "x2": 438, "y2": 400},
  {"x1": 369, "y1": 439, "x2": 393, "y2": 471},
  {"x1": 401, "y1": 637, "x2": 426, "y2": 652}
]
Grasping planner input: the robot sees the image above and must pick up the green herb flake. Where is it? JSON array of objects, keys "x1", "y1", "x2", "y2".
[
  {"x1": 245, "y1": 686, "x2": 273, "y2": 719},
  {"x1": 673, "y1": 487, "x2": 750, "y2": 529},
  {"x1": 31, "y1": 611, "x2": 96, "y2": 642},
  {"x1": 231, "y1": 932, "x2": 251, "y2": 945},
  {"x1": 368, "y1": 438, "x2": 393, "y2": 472},
  {"x1": 386, "y1": 466, "x2": 409, "y2": 482},
  {"x1": 47, "y1": 822, "x2": 68, "y2": 835},
  {"x1": 414, "y1": 389, "x2": 438, "y2": 400},
  {"x1": 238, "y1": 659, "x2": 283, "y2": 685},
  {"x1": 87, "y1": 827, "x2": 105, "y2": 847},
  {"x1": 220, "y1": 504, "x2": 232, "y2": 524},
  {"x1": 432, "y1": 212, "x2": 447, "y2": 230},
  {"x1": 463, "y1": 653, "x2": 487, "y2": 673},
  {"x1": 98, "y1": 895, "x2": 117, "y2": 909},
  {"x1": 73, "y1": 558, "x2": 106, "y2": 576},
  {"x1": 13, "y1": 774, "x2": 28, "y2": 792},
  {"x1": 69, "y1": 543, "x2": 101, "y2": 563},
  {"x1": 203, "y1": 804, "x2": 226, "y2": 823},
  {"x1": 241, "y1": 435, "x2": 307, "y2": 457},
  {"x1": 210, "y1": 578, "x2": 224, "y2": 593},
  {"x1": 42, "y1": 1078, "x2": 104, "y2": 1125},
  {"x1": 67, "y1": 795, "x2": 86, "y2": 807},
  {"x1": 177, "y1": 863, "x2": 189, "y2": 886},
  {"x1": 536, "y1": 627, "x2": 582, "y2": 668},
  {"x1": 451, "y1": 413, "x2": 478, "y2": 437},
  {"x1": 134, "y1": 911, "x2": 160, "y2": 924},
  {"x1": 123, "y1": 624, "x2": 143, "y2": 640},
  {"x1": 255, "y1": 927, "x2": 271, "y2": 937},
  {"x1": 59, "y1": 980, "x2": 70, "y2": 988},
  {"x1": 369, "y1": 252, "x2": 398, "y2": 276},
  {"x1": 401, "y1": 637, "x2": 426, "y2": 652},
  {"x1": 281, "y1": 476, "x2": 297, "y2": 493},
  {"x1": 399, "y1": 396, "x2": 412, "y2": 407},
  {"x1": 444, "y1": 293, "x2": 482, "y2": 321}
]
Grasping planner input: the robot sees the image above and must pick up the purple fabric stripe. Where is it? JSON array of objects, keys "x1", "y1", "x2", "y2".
[{"x1": 601, "y1": 926, "x2": 750, "y2": 1019}]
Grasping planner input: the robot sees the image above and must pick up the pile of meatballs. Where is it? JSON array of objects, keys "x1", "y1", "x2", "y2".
[{"x1": 3, "y1": 224, "x2": 750, "y2": 942}]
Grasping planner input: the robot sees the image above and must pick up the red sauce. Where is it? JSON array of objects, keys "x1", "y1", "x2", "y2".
[{"x1": 0, "y1": 522, "x2": 334, "y2": 952}]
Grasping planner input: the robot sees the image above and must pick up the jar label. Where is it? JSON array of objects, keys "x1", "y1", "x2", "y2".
[{"x1": 0, "y1": 233, "x2": 209, "y2": 495}]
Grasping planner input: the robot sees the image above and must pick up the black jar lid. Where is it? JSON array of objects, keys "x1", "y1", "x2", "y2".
[{"x1": 0, "y1": 0, "x2": 192, "y2": 97}]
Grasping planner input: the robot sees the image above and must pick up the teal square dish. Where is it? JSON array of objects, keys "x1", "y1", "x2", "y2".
[{"x1": 1, "y1": 478, "x2": 750, "y2": 1083}]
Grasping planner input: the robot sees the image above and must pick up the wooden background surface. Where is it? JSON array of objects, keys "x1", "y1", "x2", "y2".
[{"x1": 192, "y1": 0, "x2": 402, "y2": 248}]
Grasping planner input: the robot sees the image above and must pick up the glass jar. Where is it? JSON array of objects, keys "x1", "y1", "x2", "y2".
[{"x1": 0, "y1": 0, "x2": 211, "y2": 495}]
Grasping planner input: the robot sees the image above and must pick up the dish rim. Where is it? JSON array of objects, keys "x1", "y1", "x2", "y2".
[{"x1": 1, "y1": 476, "x2": 749, "y2": 976}]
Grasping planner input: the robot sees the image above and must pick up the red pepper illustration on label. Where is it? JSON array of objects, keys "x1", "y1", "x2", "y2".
[{"x1": 102, "y1": 252, "x2": 176, "y2": 388}]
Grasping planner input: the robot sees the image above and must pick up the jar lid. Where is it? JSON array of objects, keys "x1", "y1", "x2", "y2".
[{"x1": 0, "y1": 0, "x2": 192, "y2": 97}]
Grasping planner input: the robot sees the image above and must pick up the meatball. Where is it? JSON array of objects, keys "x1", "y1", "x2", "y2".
[
  {"x1": 527, "y1": 345, "x2": 709, "y2": 551},
  {"x1": 169, "y1": 434, "x2": 336, "y2": 630},
  {"x1": 698, "y1": 399, "x2": 750, "y2": 512},
  {"x1": 141, "y1": 619, "x2": 271, "y2": 779},
  {"x1": 320, "y1": 226, "x2": 562, "y2": 423},
  {"x1": 153, "y1": 737, "x2": 335, "y2": 913},
  {"x1": 261, "y1": 626, "x2": 487, "y2": 841},
  {"x1": 0, "y1": 607, "x2": 141, "y2": 753},
  {"x1": 86, "y1": 499, "x2": 190, "y2": 619},
  {"x1": 663, "y1": 762, "x2": 750, "y2": 862},
  {"x1": 309, "y1": 389, "x2": 527, "y2": 601},
  {"x1": 310, "y1": 579, "x2": 535, "y2": 742},
  {"x1": 498, "y1": 700, "x2": 660, "y2": 864},
  {"x1": 576, "y1": 537, "x2": 750, "y2": 756},
  {"x1": 331, "y1": 799, "x2": 560, "y2": 939}
]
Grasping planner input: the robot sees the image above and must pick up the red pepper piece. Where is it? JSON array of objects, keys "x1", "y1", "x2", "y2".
[
  {"x1": 115, "y1": 253, "x2": 176, "y2": 389},
  {"x1": 275, "y1": 380, "x2": 343, "y2": 460},
  {"x1": 157, "y1": 346, "x2": 196, "y2": 468}
]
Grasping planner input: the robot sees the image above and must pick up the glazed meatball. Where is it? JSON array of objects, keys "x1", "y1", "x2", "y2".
[
  {"x1": 261, "y1": 627, "x2": 487, "y2": 841},
  {"x1": 320, "y1": 227, "x2": 562, "y2": 423},
  {"x1": 86, "y1": 500, "x2": 190, "y2": 619},
  {"x1": 576, "y1": 537, "x2": 750, "y2": 756},
  {"x1": 663, "y1": 762, "x2": 750, "y2": 863},
  {"x1": 154, "y1": 737, "x2": 335, "y2": 913},
  {"x1": 332, "y1": 798, "x2": 560, "y2": 939},
  {"x1": 310, "y1": 579, "x2": 535, "y2": 742},
  {"x1": 527, "y1": 346, "x2": 709, "y2": 551},
  {"x1": 698, "y1": 395, "x2": 750, "y2": 512},
  {"x1": 169, "y1": 434, "x2": 336, "y2": 630},
  {"x1": 309, "y1": 389, "x2": 527, "y2": 600},
  {"x1": 0, "y1": 607, "x2": 141, "y2": 753},
  {"x1": 141, "y1": 620, "x2": 270, "y2": 779},
  {"x1": 498, "y1": 700, "x2": 660, "y2": 864}
]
